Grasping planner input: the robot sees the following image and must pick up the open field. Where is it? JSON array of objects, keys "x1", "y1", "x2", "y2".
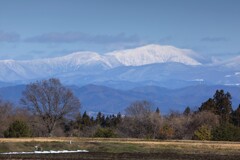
[{"x1": 0, "y1": 138, "x2": 240, "y2": 159}]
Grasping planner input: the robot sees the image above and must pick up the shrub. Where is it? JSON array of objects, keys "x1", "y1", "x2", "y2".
[
  {"x1": 212, "y1": 123, "x2": 240, "y2": 141},
  {"x1": 94, "y1": 127, "x2": 116, "y2": 138},
  {"x1": 159, "y1": 124, "x2": 174, "y2": 139},
  {"x1": 4, "y1": 120, "x2": 31, "y2": 138},
  {"x1": 193, "y1": 125, "x2": 212, "y2": 140}
]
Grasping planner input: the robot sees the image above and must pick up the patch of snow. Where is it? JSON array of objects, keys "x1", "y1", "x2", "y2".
[{"x1": 0, "y1": 150, "x2": 88, "y2": 155}]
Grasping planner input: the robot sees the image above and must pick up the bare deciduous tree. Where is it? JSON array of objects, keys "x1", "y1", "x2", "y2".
[
  {"x1": 119, "y1": 100, "x2": 162, "y2": 139},
  {"x1": 21, "y1": 78, "x2": 81, "y2": 136},
  {"x1": 163, "y1": 111, "x2": 189, "y2": 139},
  {"x1": 125, "y1": 100, "x2": 152, "y2": 117}
]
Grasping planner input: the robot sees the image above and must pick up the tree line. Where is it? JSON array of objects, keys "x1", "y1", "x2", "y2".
[{"x1": 0, "y1": 78, "x2": 240, "y2": 141}]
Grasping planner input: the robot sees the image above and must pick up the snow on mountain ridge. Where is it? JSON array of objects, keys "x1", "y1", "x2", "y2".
[
  {"x1": 209, "y1": 55, "x2": 240, "y2": 69},
  {"x1": 106, "y1": 44, "x2": 201, "y2": 66},
  {"x1": 0, "y1": 44, "x2": 203, "y2": 82},
  {"x1": 221, "y1": 56, "x2": 240, "y2": 68},
  {"x1": 27, "y1": 51, "x2": 106, "y2": 66}
]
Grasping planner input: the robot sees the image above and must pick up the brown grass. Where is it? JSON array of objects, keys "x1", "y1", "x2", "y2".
[{"x1": 1, "y1": 137, "x2": 240, "y2": 150}]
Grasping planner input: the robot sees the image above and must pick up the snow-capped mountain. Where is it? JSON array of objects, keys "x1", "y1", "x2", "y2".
[
  {"x1": 1, "y1": 44, "x2": 240, "y2": 114},
  {"x1": 0, "y1": 44, "x2": 202, "y2": 82},
  {"x1": 217, "y1": 56, "x2": 240, "y2": 69},
  {"x1": 0, "y1": 44, "x2": 239, "y2": 88},
  {"x1": 106, "y1": 44, "x2": 201, "y2": 66},
  {"x1": 0, "y1": 51, "x2": 114, "y2": 81}
]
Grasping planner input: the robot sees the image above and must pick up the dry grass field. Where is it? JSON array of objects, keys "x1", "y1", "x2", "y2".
[{"x1": 0, "y1": 138, "x2": 240, "y2": 159}]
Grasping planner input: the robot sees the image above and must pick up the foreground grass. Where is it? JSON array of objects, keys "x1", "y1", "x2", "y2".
[{"x1": 0, "y1": 138, "x2": 240, "y2": 159}]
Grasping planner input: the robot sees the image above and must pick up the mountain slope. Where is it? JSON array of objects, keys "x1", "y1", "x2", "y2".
[
  {"x1": 0, "y1": 51, "x2": 111, "y2": 81},
  {"x1": 57, "y1": 62, "x2": 239, "y2": 89},
  {"x1": 1, "y1": 84, "x2": 240, "y2": 114},
  {"x1": 217, "y1": 55, "x2": 240, "y2": 69},
  {"x1": 106, "y1": 44, "x2": 201, "y2": 66}
]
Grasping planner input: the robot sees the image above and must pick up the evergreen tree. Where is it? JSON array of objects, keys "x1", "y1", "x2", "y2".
[
  {"x1": 212, "y1": 123, "x2": 240, "y2": 141},
  {"x1": 95, "y1": 112, "x2": 102, "y2": 124},
  {"x1": 183, "y1": 106, "x2": 191, "y2": 116},
  {"x1": 82, "y1": 111, "x2": 92, "y2": 126},
  {"x1": 110, "y1": 113, "x2": 122, "y2": 127},
  {"x1": 105, "y1": 116, "x2": 111, "y2": 127},
  {"x1": 214, "y1": 90, "x2": 232, "y2": 123},
  {"x1": 156, "y1": 107, "x2": 160, "y2": 114},
  {"x1": 199, "y1": 98, "x2": 216, "y2": 113},
  {"x1": 232, "y1": 105, "x2": 240, "y2": 127},
  {"x1": 199, "y1": 90, "x2": 232, "y2": 123},
  {"x1": 96, "y1": 112, "x2": 106, "y2": 126},
  {"x1": 116, "y1": 112, "x2": 122, "y2": 123}
]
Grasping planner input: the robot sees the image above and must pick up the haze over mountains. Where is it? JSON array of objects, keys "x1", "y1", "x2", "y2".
[{"x1": 0, "y1": 44, "x2": 240, "y2": 113}]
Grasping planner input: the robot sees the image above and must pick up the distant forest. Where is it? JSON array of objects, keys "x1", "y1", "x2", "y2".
[{"x1": 0, "y1": 78, "x2": 240, "y2": 141}]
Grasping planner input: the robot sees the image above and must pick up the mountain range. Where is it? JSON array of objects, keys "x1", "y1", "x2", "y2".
[
  {"x1": 0, "y1": 44, "x2": 239, "y2": 89},
  {"x1": 0, "y1": 44, "x2": 239, "y2": 113},
  {"x1": 0, "y1": 45, "x2": 201, "y2": 83}
]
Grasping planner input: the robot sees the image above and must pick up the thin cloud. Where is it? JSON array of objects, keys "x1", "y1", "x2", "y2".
[
  {"x1": 0, "y1": 31, "x2": 20, "y2": 42},
  {"x1": 201, "y1": 37, "x2": 227, "y2": 42},
  {"x1": 25, "y1": 32, "x2": 141, "y2": 44},
  {"x1": 210, "y1": 51, "x2": 240, "y2": 57}
]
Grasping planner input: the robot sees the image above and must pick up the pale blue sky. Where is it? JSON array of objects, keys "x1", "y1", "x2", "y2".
[{"x1": 0, "y1": 0, "x2": 240, "y2": 60}]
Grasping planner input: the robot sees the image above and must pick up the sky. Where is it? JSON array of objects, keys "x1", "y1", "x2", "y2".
[{"x1": 0, "y1": 0, "x2": 240, "y2": 60}]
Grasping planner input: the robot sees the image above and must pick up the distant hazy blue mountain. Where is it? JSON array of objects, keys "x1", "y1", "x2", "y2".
[
  {"x1": 1, "y1": 84, "x2": 239, "y2": 114},
  {"x1": 0, "y1": 85, "x2": 26, "y2": 103}
]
